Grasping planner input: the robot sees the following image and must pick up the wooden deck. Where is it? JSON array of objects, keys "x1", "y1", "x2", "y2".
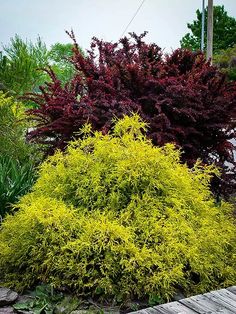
[{"x1": 130, "y1": 286, "x2": 236, "y2": 313}]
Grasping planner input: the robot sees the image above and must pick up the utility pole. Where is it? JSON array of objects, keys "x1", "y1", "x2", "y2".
[
  {"x1": 206, "y1": 0, "x2": 213, "y2": 61},
  {"x1": 201, "y1": 0, "x2": 205, "y2": 51}
]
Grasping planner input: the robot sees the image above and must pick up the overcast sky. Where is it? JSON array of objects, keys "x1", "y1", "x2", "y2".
[{"x1": 1, "y1": 0, "x2": 236, "y2": 52}]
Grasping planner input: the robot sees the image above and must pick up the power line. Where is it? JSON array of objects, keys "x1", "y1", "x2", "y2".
[{"x1": 120, "y1": 0, "x2": 147, "y2": 38}]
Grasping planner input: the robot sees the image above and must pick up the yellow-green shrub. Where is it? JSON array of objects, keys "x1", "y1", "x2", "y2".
[
  {"x1": 0, "y1": 92, "x2": 29, "y2": 160},
  {"x1": 0, "y1": 115, "x2": 235, "y2": 302}
]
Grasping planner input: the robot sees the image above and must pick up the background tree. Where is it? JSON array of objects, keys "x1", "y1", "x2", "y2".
[
  {"x1": 0, "y1": 35, "x2": 48, "y2": 96},
  {"x1": 0, "y1": 35, "x2": 76, "y2": 99},
  {"x1": 48, "y1": 43, "x2": 76, "y2": 84},
  {"x1": 180, "y1": 5, "x2": 236, "y2": 53},
  {"x1": 214, "y1": 45, "x2": 236, "y2": 81}
]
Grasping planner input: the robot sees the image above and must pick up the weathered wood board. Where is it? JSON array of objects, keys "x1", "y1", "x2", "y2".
[
  {"x1": 153, "y1": 301, "x2": 198, "y2": 313},
  {"x1": 130, "y1": 286, "x2": 236, "y2": 313},
  {"x1": 180, "y1": 293, "x2": 235, "y2": 313},
  {"x1": 228, "y1": 286, "x2": 236, "y2": 296}
]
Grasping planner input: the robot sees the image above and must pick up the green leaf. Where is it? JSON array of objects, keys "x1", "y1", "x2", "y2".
[
  {"x1": 13, "y1": 301, "x2": 31, "y2": 310},
  {"x1": 148, "y1": 294, "x2": 162, "y2": 306}
]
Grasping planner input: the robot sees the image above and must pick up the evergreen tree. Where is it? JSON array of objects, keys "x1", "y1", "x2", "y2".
[
  {"x1": 180, "y1": 6, "x2": 236, "y2": 53},
  {"x1": 0, "y1": 36, "x2": 77, "y2": 97},
  {"x1": 0, "y1": 35, "x2": 48, "y2": 95}
]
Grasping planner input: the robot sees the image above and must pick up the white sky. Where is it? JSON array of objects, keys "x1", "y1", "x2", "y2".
[{"x1": 1, "y1": 0, "x2": 236, "y2": 52}]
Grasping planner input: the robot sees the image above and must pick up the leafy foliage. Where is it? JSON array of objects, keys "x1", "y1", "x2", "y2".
[
  {"x1": 0, "y1": 92, "x2": 34, "y2": 160},
  {"x1": 13, "y1": 285, "x2": 64, "y2": 314},
  {"x1": 49, "y1": 43, "x2": 74, "y2": 63},
  {"x1": 0, "y1": 156, "x2": 35, "y2": 218},
  {"x1": 26, "y1": 32, "x2": 236, "y2": 197},
  {"x1": 0, "y1": 35, "x2": 48, "y2": 95},
  {"x1": 180, "y1": 6, "x2": 236, "y2": 53},
  {"x1": 214, "y1": 45, "x2": 236, "y2": 81},
  {"x1": 0, "y1": 115, "x2": 235, "y2": 302},
  {"x1": 0, "y1": 93, "x2": 40, "y2": 217},
  {"x1": 0, "y1": 35, "x2": 76, "y2": 99},
  {"x1": 48, "y1": 42, "x2": 75, "y2": 85}
]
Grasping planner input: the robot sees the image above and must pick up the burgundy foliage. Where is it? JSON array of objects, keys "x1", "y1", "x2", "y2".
[{"x1": 26, "y1": 31, "x2": 236, "y2": 197}]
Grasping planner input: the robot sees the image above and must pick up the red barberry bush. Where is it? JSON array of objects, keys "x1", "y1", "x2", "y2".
[{"x1": 26, "y1": 32, "x2": 236, "y2": 197}]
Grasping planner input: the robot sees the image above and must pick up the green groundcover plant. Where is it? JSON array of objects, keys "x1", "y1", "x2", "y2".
[{"x1": 0, "y1": 115, "x2": 235, "y2": 303}]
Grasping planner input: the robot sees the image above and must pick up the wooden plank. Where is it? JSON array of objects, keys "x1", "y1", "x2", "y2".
[
  {"x1": 209, "y1": 290, "x2": 236, "y2": 308},
  {"x1": 204, "y1": 291, "x2": 236, "y2": 313},
  {"x1": 129, "y1": 287, "x2": 236, "y2": 314},
  {"x1": 143, "y1": 308, "x2": 164, "y2": 314},
  {"x1": 148, "y1": 307, "x2": 173, "y2": 314},
  {"x1": 131, "y1": 308, "x2": 163, "y2": 314},
  {"x1": 154, "y1": 301, "x2": 198, "y2": 314},
  {"x1": 228, "y1": 287, "x2": 236, "y2": 296},
  {"x1": 180, "y1": 293, "x2": 234, "y2": 313},
  {"x1": 216, "y1": 289, "x2": 236, "y2": 302},
  {"x1": 141, "y1": 307, "x2": 170, "y2": 314},
  {"x1": 130, "y1": 310, "x2": 152, "y2": 314}
]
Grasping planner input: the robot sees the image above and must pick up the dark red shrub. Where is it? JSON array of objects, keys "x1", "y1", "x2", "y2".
[{"x1": 26, "y1": 31, "x2": 236, "y2": 197}]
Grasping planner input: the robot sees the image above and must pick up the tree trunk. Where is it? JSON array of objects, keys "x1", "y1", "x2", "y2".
[{"x1": 207, "y1": 0, "x2": 213, "y2": 61}]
